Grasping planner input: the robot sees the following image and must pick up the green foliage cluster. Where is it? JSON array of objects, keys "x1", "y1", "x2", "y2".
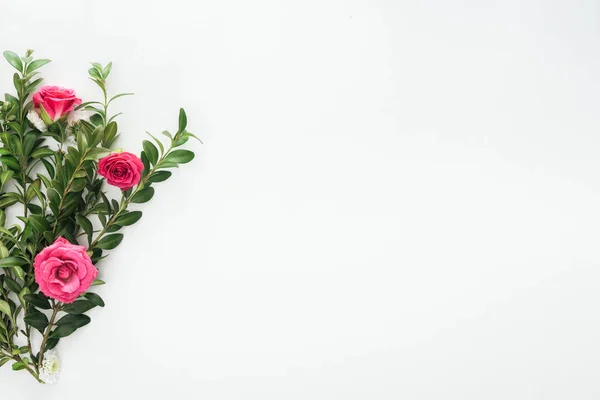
[{"x1": 0, "y1": 50, "x2": 198, "y2": 382}]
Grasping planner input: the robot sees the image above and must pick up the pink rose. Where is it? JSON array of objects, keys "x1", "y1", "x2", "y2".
[
  {"x1": 34, "y1": 237, "x2": 98, "y2": 304},
  {"x1": 32, "y1": 85, "x2": 82, "y2": 121},
  {"x1": 98, "y1": 152, "x2": 144, "y2": 190}
]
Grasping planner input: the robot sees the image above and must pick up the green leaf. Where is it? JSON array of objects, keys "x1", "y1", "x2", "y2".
[
  {"x1": 23, "y1": 293, "x2": 51, "y2": 310},
  {"x1": 13, "y1": 266, "x2": 25, "y2": 281},
  {"x1": 0, "y1": 155, "x2": 20, "y2": 170},
  {"x1": 0, "y1": 242, "x2": 9, "y2": 259},
  {"x1": 26, "y1": 59, "x2": 51, "y2": 74},
  {"x1": 131, "y1": 187, "x2": 154, "y2": 204},
  {"x1": 0, "y1": 300, "x2": 11, "y2": 317},
  {"x1": 0, "y1": 194, "x2": 18, "y2": 208},
  {"x1": 91, "y1": 279, "x2": 105, "y2": 286},
  {"x1": 49, "y1": 324, "x2": 78, "y2": 339},
  {"x1": 108, "y1": 92, "x2": 134, "y2": 104},
  {"x1": 3, "y1": 51, "x2": 23, "y2": 72},
  {"x1": 12, "y1": 361, "x2": 25, "y2": 371},
  {"x1": 84, "y1": 147, "x2": 111, "y2": 161},
  {"x1": 104, "y1": 122, "x2": 118, "y2": 143},
  {"x1": 61, "y1": 299, "x2": 96, "y2": 315},
  {"x1": 45, "y1": 338, "x2": 59, "y2": 350},
  {"x1": 164, "y1": 150, "x2": 194, "y2": 164},
  {"x1": 146, "y1": 132, "x2": 164, "y2": 154},
  {"x1": 142, "y1": 140, "x2": 159, "y2": 165},
  {"x1": 31, "y1": 147, "x2": 54, "y2": 158},
  {"x1": 0, "y1": 170, "x2": 13, "y2": 185},
  {"x1": 0, "y1": 257, "x2": 28, "y2": 268},
  {"x1": 29, "y1": 215, "x2": 50, "y2": 233},
  {"x1": 84, "y1": 293, "x2": 105, "y2": 307},
  {"x1": 24, "y1": 311, "x2": 49, "y2": 333},
  {"x1": 47, "y1": 187, "x2": 60, "y2": 215},
  {"x1": 103, "y1": 61, "x2": 112, "y2": 78},
  {"x1": 88, "y1": 67, "x2": 102, "y2": 80},
  {"x1": 178, "y1": 108, "x2": 187, "y2": 133},
  {"x1": 4, "y1": 276, "x2": 21, "y2": 293},
  {"x1": 76, "y1": 215, "x2": 93, "y2": 242},
  {"x1": 55, "y1": 313, "x2": 90, "y2": 328},
  {"x1": 69, "y1": 178, "x2": 87, "y2": 193},
  {"x1": 96, "y1": 234, "x2": 123, "y2": 250},
  {"x1": 147, "y1": 171, "x2": 171, "y2": 183},
  {"x1": 115, "y1": 211, "x2": 142, "y2": 226}
]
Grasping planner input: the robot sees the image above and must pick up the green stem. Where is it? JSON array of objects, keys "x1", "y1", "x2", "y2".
[
  {"x1": 37, "y1": 303, "x2": 59, "y2": 367},
  {"x1": 1, "y1": 348, "x2": 42, "y2": 383}
]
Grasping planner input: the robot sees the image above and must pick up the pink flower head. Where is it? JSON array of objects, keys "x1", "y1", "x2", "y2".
[
  {"x1": 32, "y1": 86, "x2": 82, "y2": 121},
  {"x1": 98, "y1": 152, "x2": 144, "y2": 190},
  {"x1": 34, "y1": 237, "x2": 97, "y2": 304}
]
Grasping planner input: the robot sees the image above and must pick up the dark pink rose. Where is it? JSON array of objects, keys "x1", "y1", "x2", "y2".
[
  {"x1": 98, "y1": 152, "x2": 144, "y2": 190},
  {"x1": 32, "y1": 85, "x2": 82, "y2": 121},
  {"x1": 34, "y1": 237, "x2": 98, "y2": 304}
]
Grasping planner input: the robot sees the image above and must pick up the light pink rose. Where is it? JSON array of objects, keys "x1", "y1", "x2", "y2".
[
  {"x1": 32, "y1": 86, "x2": 82, "y2": 121},
  {"x1": 98, "y1": 152, "x2": 144, "y2": 190},
  {"x1": 34, "y1": 237, "x2": 98, "y2": 304}
]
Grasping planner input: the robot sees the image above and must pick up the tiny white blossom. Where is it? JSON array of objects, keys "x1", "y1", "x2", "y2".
[
  {"x1": 39, "y1": 350, "x2": 61, "y2": 384},
  {"x1": 67, "y1": 110, "x2": 83, "y2": 126},
  {"x1": 27, "y1": 109, "x2": 47, "y2": 132}
]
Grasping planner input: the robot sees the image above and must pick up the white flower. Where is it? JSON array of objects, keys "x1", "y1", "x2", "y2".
[
  {"x1": 67, "y1": 110, "x2": 83, "y2": 126},
  {"x1": 27, "y1": 109, "x2": 47, "y2": 132},
  {"x1": 39, "y1": 350, "x2": 61, "y2": 384}
]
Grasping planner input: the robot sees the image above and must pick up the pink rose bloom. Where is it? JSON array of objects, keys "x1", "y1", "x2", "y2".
[
  {"x1": 32, "y1": 86, "x2": 82, "y2": 121},
  {"x1": 34, "y1": 237, "x2": 98, "y2": 304},
  {"x1": 98, "y1": 152, "x2": 144, "y2": 190}
]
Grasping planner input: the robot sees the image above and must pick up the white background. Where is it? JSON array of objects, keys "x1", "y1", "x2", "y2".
[{"x1": 1, "y1": 0, "x2": 600, "y2": 398}]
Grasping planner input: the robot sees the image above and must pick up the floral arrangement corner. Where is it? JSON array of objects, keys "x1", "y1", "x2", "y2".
[{"x1": 0, "y1": 49, "x2": 199, "y2": 383}]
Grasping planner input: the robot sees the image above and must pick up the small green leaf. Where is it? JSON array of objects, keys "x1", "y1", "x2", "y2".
[
  {"x1": 146, "y1": 132, "x2": 164, "y2": 154},
  {"x1": 164, "y1": 150, "x2": 194, "y2": 164},
  {"x1": 29, "y1": 215, "x2": 50, "y2": 233},
  {"x1": 108, "y1": 92, "x2": 134, "y2": 104},
  {"x1": 103, "y1": 61, "x2": 112, "y2": 78},
  {"x1": 147, "y1": 171, "x2": 171, "y2": 183},
  {"x1": 24, "y1": 311, "x2": 49, "y2": 333},
  {"x1": 0, "y1": 300, "x2": 11, "y2": 317},
  {"x1": 55, "y1": 313, "x2": 90, "y2": 328},
  {"x1": 115, "y1": 211, "x2": 142, "y2": 226},
  {"x1": 76, "y1": 215, "x2": 93, "y2": 241},
  {"x1": 45, "y1": 338, "x2": 59, "y2": 350},
  {"x1": 0, "y1": 155, "x2": 20, "y2": 170},
  {"x1": 178, "y1": 108, "x2": 187, "y2": 133},
  {"x1": 84, "y1": 147, "x2": 111, "y2": 161},
  {"x1": 0, "y1": 195, "x2": 18, "y2": 208},
  {"x1": 0, "y1": 242, "x2": 9, "y2": 259},
  {"x1": 131, "y1": 187, "x2": 155, "y2": 204},
  {"x1": 0, "y1": 257, "x2": 28, "y2": 268},
  {"x1": 88, "y1": 67, "x2": 102, "y2": 80},
  {"x1": 13, "y1": 266, "x2": 25, "y2": 281},
  {"x1": 69, "y1": 178, "x2": 87, "y2": 193},
  {"x1": 49, "y1": 324, "x2": 78, "y2": 339},
  {"x1": 91, "y1": 279, "x2": 105, "y2": 286},
  {"x1": 4, "y1": 276, "x2": 21, "y2": 293},
  {"x1": 61, "y1": 299, "x2": 96, "y2": 315},
  {"x1": 26, "y1": 59, "x2": 51, "y2": 74},
  {"x1": 23, "y1": 293, "x2": 51, "y2": 310},
  {"x1": 3, "y1": 51, "x2": 23, "y2": 72},
  {"x1": 12, "y1": 361, "x2": 25, "y2": 371},
  {"x1": 142, "y1": 140, "x2": 159, "y2": 165},
  {"x1": 84, "y1": 293, "x2": 105, "y2": 307},
  {"x1": 95, "y1": 234, "x2": 123, "y2": 250}
]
